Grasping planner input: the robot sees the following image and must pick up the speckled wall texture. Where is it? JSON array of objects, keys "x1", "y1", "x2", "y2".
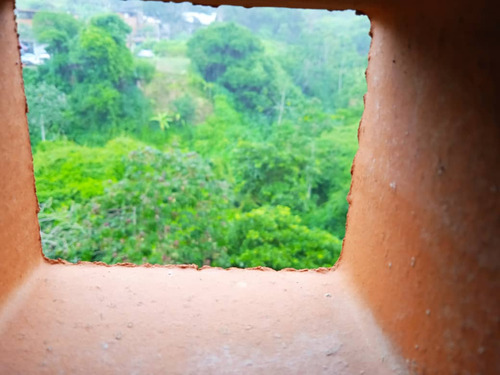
[{"x1": 0, "y1": 0, "x2": 498, "y2": 374}]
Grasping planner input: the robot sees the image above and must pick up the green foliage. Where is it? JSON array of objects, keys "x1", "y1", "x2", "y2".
[
  {"x1": 31, "y1": 13, "x2": 81, "y2": 90},
  {"x1": 221, "y1": 206, "x2": 341, "y2": 269},
  {"x1": 28, "y1": 11, "x2": 152, "y2": 145},
  {"x1": 187, "y1": 23, "x2": 264, "y2": 82},
  {"x1": 153, "y1": 40, "x2": 187, "y2": 57},
  {"x1": 187, "y1": 22, "x2": 285, "y2": 117},
  {"x1": 172, "y1": 94, "x2": 196, "y2": 124},
  {"x1": 303, "y1": 119, "x2": 359, "y2": 236},
  {"x1": 219, "y1": 58, "x2": 280, "y2": 116},
  {"x1": 32, "y1": 11, "x2": 80, "y2": 54},
  {"x1": 191, "y1": 95, "x2": 246, "y2": 178},
  {"x1": 134, "y1": 59, "x2": 156, "y2": 84},
  {"x1": 74, "y1": 25, "x2": 133, "y2": 85},
  {"x1": 41, "y1": 146, "x2": 233, "y2": 265},
  {"x1": 33, "y1": 138, "x2": 144, "y2": 206},
  {"x1": 232, "y1": 140, "x2": 307, "y2": 210},
  {"x1": 220, "y1": 7, "x2": 304, "y2": 43},
  {"x1": 278, "y1": 11, "x2": 370, "y2": 112},
  {"x1": 89, "y1": 14, "x2": 132, "y2": 46},
  {"x1": 21, "y1": 5, "x2": 369, "y2": 270},
  {"x1": 150, "y1": 111, "x2": 180, "y2": 131},
  {"x1": 25, "y1": 81, "x2": 67, "y2": 143},
  {"x1": 71, "y1": 83, "x2": 119, "y2": 123}
]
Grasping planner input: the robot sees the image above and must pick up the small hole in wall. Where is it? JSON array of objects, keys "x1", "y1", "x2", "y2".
[{"x1": 16, "y1": 0, "x2": 370, "y2": 270}]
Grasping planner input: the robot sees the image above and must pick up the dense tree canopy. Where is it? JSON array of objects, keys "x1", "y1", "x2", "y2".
[
  {"x1": 187, "y1": 23, "x2": 263, "y2": 82},
  {"x1": 24, "y1": 80, "x2": 67, "y2": 143},
  {"x1": 187, "y1": 22, "x2": 286, "y2": 117},
  {"x1": 19, "y1": 2, "x2": 370, "y2": 270},
  {"x1": 32, "y1": 11, "x2": 80, "y2": 54},
  {"x1": 27, "y1": 12, "x2": 153, "y2": 144}
]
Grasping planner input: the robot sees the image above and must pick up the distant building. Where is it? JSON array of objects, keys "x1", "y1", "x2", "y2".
[
  {"x1": 118, "y1": 11, "x2": 162, "y2": 47},
  {"x1": 16, "y1": 9, "x2": 37, "y2": 27},
  {"x1": 181, "y1": 12, "x2": 217, "y2": 26}
]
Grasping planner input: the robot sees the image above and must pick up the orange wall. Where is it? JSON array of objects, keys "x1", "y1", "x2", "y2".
[
  {"x1": 0, "y1": 0, "x2": 498, "y2": 373},
  {"x1": 341, "y1": 2, "x2": 499, "y2": 373},
  {"x1": 0, "y1": 0, "x2": 43, "y2": 307}
]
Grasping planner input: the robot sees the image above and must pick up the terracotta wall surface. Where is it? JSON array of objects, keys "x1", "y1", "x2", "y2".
[
  {"x1": 340, "y1": 1, "x2": 500, "y2": 373},
  {"x1": 0, "y1": 263, "x2": 407, "y2": 374},
  {"x1": 0, "y1": 0, "x2": 498, "y2": 373},
  {"x1": 0, "y1": 0, "x2": 42, "y2": 308}
]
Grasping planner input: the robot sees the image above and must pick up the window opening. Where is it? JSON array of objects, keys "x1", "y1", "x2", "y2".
[{"x1": 16, "y1": 0, "x2": 370, "y2": 270}]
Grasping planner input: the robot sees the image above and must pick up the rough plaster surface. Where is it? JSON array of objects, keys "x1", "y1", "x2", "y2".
[
  {"x1": 0, "y1": 263, "x2": 406, "y2": 374},
  {"x1": 0, "y1": 0, "x2": 42, "y2": 307},
  {"x1": 340, "y1": 2, "x2": 500, "y2": 374},
  {"x1": 0, "y1": 0, "x2": 499, "y2": 373}
]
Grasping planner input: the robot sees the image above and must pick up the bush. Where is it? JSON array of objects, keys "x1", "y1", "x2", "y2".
[
  {"x1": 40, "y1": 146, "x2": 233, "y2": 266},
  {"x1": 153, "y1": 40, "x2": 187, "y2": 57},
  {"x1": 173, "y1": 94, "x2": 196, "y2": 124},
  {"x1": 220, "y1": 206, "x2": 341, "y2": 269},
  {"x1": 134, "y1": 59, "x2": 156, "y2": 84},
  {"x1": 33, "y1": 138, "x2": 144, "y2": 206}
]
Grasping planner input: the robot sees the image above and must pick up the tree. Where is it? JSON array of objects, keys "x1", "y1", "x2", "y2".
[
  {"x1": 39, "y1": 145, "x2": 233, "y2": 266},
  {"x1": 32, "y1": 12, "x2": 81, "y2": 90},
  {"x1": 150, "y1": 111, "x2": 180, "y2": 131},
  {"x1": 219, "y1": 58, "x2": 281, "y2": 117},
  {"x1": 32, "y1": 11, "x2": 81, "y2": 54},
  {"x1": 74, "y1": 24, "x2": 133, "y2": 85},
  {"x1": 187, "y1": 22, "x2": 263, "y2": 82},
  {"x1": 32, "y1": 137, "x2": 143, "y2": 206},
  {"x1": 220, "y1": 205, "x2": 341, "y2": 269},
  {"x1": 89, "y1": 14, "x2": 132, "y2": 46},
  {"x1": 218, "y1": 7, "x2": 304, "y2": 44},
  {"x1": 25, "y1": 81, "x2": 67, "y2": 143},
  {"x1": 24, "y1": 6, "x2": 369, "y2": 271},
  {"x1": 187, "y1": 22, "x2": 283, "y2": 116},
  {"x1": 30, "y1": 12, "x2": 152, "y2": 144},
  {"x1": 278, "y1": 11, "x2": 370, "y2": 112},
  {"x1": 232, "y1": 140, "x2": 308, "y2": 211}
]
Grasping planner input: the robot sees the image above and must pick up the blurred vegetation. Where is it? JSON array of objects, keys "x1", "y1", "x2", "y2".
[{"x1": 18, "y1": 3, "x2": 370, "y2": 269}]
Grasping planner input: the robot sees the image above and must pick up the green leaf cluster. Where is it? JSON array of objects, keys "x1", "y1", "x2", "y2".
[
  {"x1": 40, "y1": 143, "x2": 233, "y2": 265},
  {"x1": 21, "y1": 6, "x2": 370, "y2": 270},
  {"x1": 224, "y1": 206, "x2": 341, "y2": 269},
  {"x1": 187, "y1": 23, "x2": 285, "y2": 117},
  {"x1": 27, "y1": 12, "x2": 154, "y2": 145},
  {"x1": 33, "y1": 137, "x2": 144, "y2": 206}
]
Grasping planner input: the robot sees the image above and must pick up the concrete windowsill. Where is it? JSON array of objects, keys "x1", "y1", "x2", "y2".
[{"x1": 0, "y1": 262, "x2": 405, "y2": 374}]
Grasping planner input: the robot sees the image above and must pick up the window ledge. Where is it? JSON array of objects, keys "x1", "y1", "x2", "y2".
[{"x1": 0, "y1": 262, "x2": 405, "y2": 374}]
